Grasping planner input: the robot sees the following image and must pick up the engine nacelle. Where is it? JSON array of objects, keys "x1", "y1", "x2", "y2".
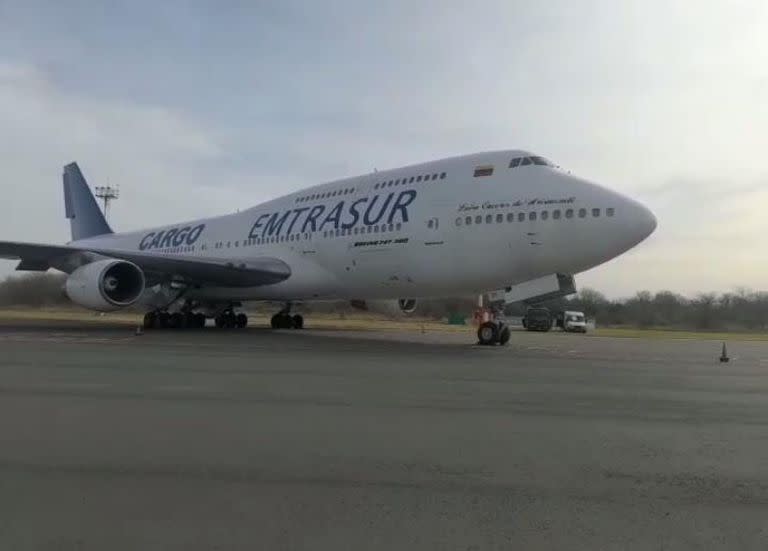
[
  {"x1": 350, "y1": 298, "x2": 418, "y2": 316},
  {"x1": 65, "y1": 259, "x2": 146, "y2": 312}
]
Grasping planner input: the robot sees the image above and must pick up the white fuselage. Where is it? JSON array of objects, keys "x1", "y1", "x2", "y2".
[{"x1": 72, "y1": 150, "x2": 656, "y2": 303}]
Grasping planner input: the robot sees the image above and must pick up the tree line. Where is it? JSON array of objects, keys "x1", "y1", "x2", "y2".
[{"x1": 1, "y1": 272, "x2": 767, "y2": 331}]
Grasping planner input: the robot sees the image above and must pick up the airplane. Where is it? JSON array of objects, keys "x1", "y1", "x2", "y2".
[{"x1": 0, "y1": 150, "x2": 656, "y2": 344}]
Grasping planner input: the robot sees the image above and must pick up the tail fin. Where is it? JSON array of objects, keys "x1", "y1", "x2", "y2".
[{"x1": 63, "y1": 162, "x2": 113, "y2": 241}]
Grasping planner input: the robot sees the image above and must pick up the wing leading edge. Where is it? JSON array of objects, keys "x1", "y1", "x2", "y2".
[{"x1": 0, "y1": 241, "x2": 291, "y2": 288}]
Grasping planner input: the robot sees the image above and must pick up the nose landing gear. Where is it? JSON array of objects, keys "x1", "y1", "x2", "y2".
[{"x1": 477, "y1": 320, "x2": 511, "y2": 346}]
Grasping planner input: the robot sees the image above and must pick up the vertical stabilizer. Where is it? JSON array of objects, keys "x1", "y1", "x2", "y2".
[{"x1": 63, "y1": 162, "x2": 113, "y2": 241}]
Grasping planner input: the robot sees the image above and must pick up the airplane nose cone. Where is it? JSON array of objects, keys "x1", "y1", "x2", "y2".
[
  {"x1": 634, "y1": 201, "x2": 657, "y2": 241},
  {"x1": 637, "y1": 204, "x2": 657, "y2": 239}
]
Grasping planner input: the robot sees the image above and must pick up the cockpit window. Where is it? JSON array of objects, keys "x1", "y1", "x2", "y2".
[{"x1": 510, "y1": 156, "x2": 554, "y2": 169}]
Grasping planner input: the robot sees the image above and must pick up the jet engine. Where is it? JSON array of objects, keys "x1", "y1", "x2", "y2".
[
  {"x1": 350, "y1": 298, "x2": 418, "y2": 316},
  {"x1": 65, "y1": 259, "x2": 146, "y2": 311}
]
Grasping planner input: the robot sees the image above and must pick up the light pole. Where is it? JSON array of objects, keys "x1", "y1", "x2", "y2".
[{"x1": 94, "y1": 185, "x2": 119, "y2": 220}]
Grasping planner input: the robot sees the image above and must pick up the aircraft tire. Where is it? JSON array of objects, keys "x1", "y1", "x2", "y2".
[
  {"x1": 292, "y1": 314, "x2": 304, "y2": 329},
  {"x1": 143, "y1": 312, "x2": 157, "y2": 330},
  {"x1": 158, "y1": 311, "x2": 170, "y2": 329},
  {"x1": 498, "y1": 324, "x2": 511, "y2": 345},
  {"x1": 170, "y1": 312, "x2": 183, "y2": 329},
  {"x1": 236, "y1": 313, "x2": 248, "y2": 328},
  {"x1": 477, "y1": 321, "x2": 499, "y2": 346}
]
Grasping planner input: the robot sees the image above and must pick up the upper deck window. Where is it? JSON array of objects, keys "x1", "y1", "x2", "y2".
[{"x1": 474, "y1": 166, "x2": 494, "y2": 177}]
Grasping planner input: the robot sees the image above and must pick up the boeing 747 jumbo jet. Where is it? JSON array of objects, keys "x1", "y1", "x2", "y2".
[{"x1": 0, "y1": 150, "x2": 656, "y2": 344}]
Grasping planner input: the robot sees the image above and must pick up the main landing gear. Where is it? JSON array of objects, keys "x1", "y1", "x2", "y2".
[
  {"x1": 270, "y1": 304, "x2": 304, "y2": 329},
  {"x1": 214, "y1": 309, "x2": 248, "y2": 329},
  {"x1": 142, "y1": 310, "x2": 206, "y2": 330},
  {"x1": 477, "y1": 320, "x2": 511, "y2": 346},
  {"x1": 142, "y1": 300, "x2": 249, "y2": 331}
]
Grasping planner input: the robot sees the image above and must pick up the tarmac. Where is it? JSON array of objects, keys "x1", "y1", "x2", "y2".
[{"x1": 1, "y1": 320, "x2": 767, "y2": 550}]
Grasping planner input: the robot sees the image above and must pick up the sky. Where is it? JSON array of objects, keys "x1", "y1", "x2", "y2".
[{"x1": 1, "y1": 0, "x2": 767, "y2": 298}]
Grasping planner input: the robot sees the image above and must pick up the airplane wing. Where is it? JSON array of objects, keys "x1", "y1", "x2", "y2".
[{"x1": 0, "y1": 240, "x2": 291, "y2": 287}]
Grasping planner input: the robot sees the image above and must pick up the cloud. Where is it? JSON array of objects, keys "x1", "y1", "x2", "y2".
[
  {"x1": 2, "y1": 2, "x2": 768, "y2": 297},
  {"x1": 0, "y1": 61, "x2": 252, "y2": 239}
]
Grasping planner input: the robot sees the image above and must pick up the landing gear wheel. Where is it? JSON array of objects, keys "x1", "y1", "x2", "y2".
[
  {"x1": 182, "y1": 312, "x2": 197, "y2": 329},
  {"x1": 292, "y1": 314, "x2": 304, "y2": 329},
  {"x1": 195, "y1": 313, "x2": 206, "y2": 328},
  {"x1": 236, "y1": 313, "x2": 248, "y2": 329},
  {"x1": 169, "y1": 312, "x2": 183, "y2": 329},
  {"x1": 271, "y1": 313, "x2": 294, "y2": 329},
  {"x1": 477, "y1": 321, "x2": 499, "y2": 346},
  {"x1": 158, "y1": 311, "x2": 170, "y2": 329},
  {"x1": 498, "y1": 324, "x2": 511, "y2": 346},
  {"x1": 215, "y1": 314, "x2": 226, "y2": 329},
  {"x1": 143, "y1": 312, "x2": 157, "y2": 330}
]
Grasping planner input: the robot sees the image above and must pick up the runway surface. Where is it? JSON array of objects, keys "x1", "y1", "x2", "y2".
[{"x1": 1, "y1": 321, "x2": 767, "y2": 550}]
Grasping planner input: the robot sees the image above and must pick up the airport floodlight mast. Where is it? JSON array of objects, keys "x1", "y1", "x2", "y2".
[{"x1": 93, "y1": 184, "x2": 119, "y2": 220}]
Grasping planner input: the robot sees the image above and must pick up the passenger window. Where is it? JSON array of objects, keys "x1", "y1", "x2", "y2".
[
  {"x1": 432, "y1": 174, "x2": 438, "y2": 180},
  {"x1": 521, "y1": 157, "x2": 532, "y2": 166},
  {"x1": 607, "y1": 207, "x2": 615, "y2": 217},
  {"x1": 485, "y1": 214, "x2": 493, "y2": 224},
  {"x1": 496, "y1": 214, "x2": 503, "y2": 223},
  {"x1": 409, "y1": 177, "x2": 415, "y2": 183},
  {"x1": 518, "y1": 212, "x2": 525, "y2": 222},
  {"x1": 440, "y1": 172, "x2": 446, "y2": 179},
  {"x1": 417, "y1": 175, "x2": 422, "y2": 182},
  {"x1": 509, "y1": 158, "x2": 521, "y2": 168},
  {"x1": 541, "y1": 211, "x2": 548, "y2": 220},
  {"x1": 578, "y1": 208, "x2": 586, "y2": 218},
  {"x1": 427, "y1": 219, "x2": 434, "y2": 229},
  {"x1": 566, "y1": 209, "x2": 574, "y2": 218},
  {"x1": 553, "y1": 210, "x2": 561, "y2": 219},
  {"x1": 529, "y1": 212, "x2": 537, "y2": 221},
  {"x1": 592, "y1": 208, "x2": 600, "y2": 217},
  {"x1": 507, "y1": 213, "x2": 515, "y2": 222},
  {"x1": 473, "y1": 166, "x2": 494, "y2": 177},
  {"x1": 475, "y1": 215, "x2": 482, "y2": 224},
  {"x1": 465, "y1": 216, "x2": 472, "y2": 225},
  {"x1": 456, "y1": 217, "x2": 462, "y2": 226}
]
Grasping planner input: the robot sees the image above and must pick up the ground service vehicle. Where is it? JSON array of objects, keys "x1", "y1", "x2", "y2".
[
  {"x1": 523, "y1": 307, "x2": 553, "y2": 332},
  {"x1": 556, "y1": 310, "x2": 588, "y2": 333}
]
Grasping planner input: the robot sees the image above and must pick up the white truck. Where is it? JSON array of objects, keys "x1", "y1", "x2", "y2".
[{"x1": 556, "y1": 310, "x2": 588, "y2": 333}]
